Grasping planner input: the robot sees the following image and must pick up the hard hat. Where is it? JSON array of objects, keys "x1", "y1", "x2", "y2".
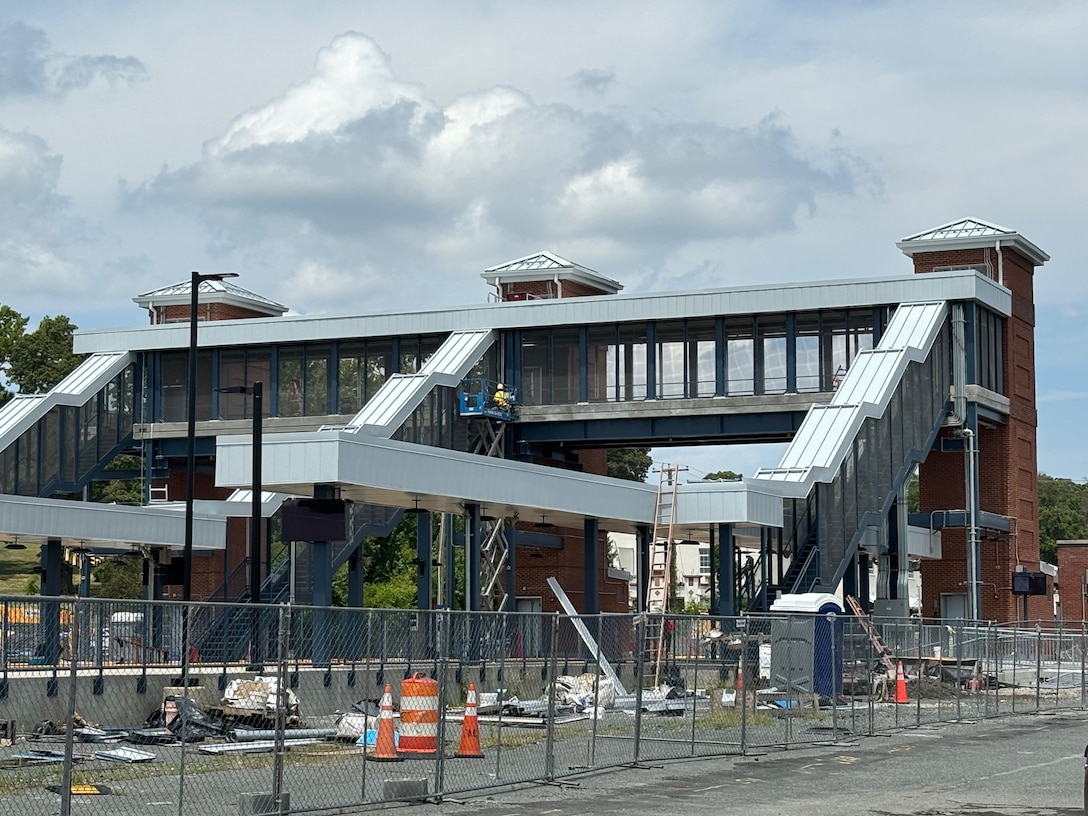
[{"x1": 496, "y1": 382, "x2": 504, "y2": 388}]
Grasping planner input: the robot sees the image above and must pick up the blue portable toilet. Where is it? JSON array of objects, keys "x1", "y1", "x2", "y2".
[{"x1": 768, "y1": 593, "x2": 844, "y2": 697}]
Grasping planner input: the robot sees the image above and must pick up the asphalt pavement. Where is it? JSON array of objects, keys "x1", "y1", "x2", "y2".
[{"x1": 391, "y1": 711, "x2": 1088, "y2": 816}]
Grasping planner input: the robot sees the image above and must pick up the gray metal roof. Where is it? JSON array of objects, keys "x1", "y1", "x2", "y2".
[
  {"x1": 75, "y1": 270, "x2": 1009, "y2": 355},
  {"x1": 0, "y1": 351, "x2": 134, "y2": 453},
  {"x1": 897, "y1": 218, "x2": 1049, "y2": 266},
  {"x1": 133, "y1": 278, "x2": 289, "y2": 316},
  {"x1": 0, "y1": 493, "x2": 227, "y2": 552},
  {"x1": 753, "y1": 301, "x2": 948, "y2": 491},
  {"x1": 215, "y1": 431, "x2": 784, "y2": 533}
]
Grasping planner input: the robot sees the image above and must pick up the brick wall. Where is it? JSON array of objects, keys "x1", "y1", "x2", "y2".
[
  {"x1": 914, "y1": 244, "x2": 1043, "y2": 622},
  {"x1": 500, "y1": 279, "x2": 611, "y2": 300},
  {"x1": 153, "y1": 303, "x2": 275, "y2": 324},
  {"x1": 155, "y1": 470, "x2": 247, "y2": 601},
  {"x1": 1057, "y1": 541, "x2": 1088, "y2": 622}
]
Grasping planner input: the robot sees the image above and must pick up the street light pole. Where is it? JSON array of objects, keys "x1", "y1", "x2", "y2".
[
  {"x1": 182, "y1": 270, "x2": 238, "y2": 663},
  {"x1": 218, "y1": 381, "x2": 263, "y2": 670}
]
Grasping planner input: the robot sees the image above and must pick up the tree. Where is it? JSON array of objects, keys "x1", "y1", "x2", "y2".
[
  {"x1": 607, "y1": 448, "x2": 652, "y2": 482},
  {"x1": 92, "y1": 557, "x2": 144, "y2": 599},
  {"x1": 90, "y1": 455, "x2": 145, "y2": 505},
  {"x1": 0, "y1": 307, "x2": 80, "y2": 402},
  {"x1": 1038, "y1": 474, "x2": 1088, "y2": 564},
  {"x1": 705, "y1": 470, "x2": 742, "y2": 481}
]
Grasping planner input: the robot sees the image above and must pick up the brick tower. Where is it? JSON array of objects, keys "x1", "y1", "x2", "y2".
[
  {"x1": 897, "y1": 219, "x2": 1049, "y2": 621},
  {"x1": 134, "y1": 279, "x2": 288, "y2": 600}
]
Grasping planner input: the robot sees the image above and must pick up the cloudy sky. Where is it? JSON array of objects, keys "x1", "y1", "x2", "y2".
[{"x1": 2, "y1": 2, "x2": 1086, "y2": 480}]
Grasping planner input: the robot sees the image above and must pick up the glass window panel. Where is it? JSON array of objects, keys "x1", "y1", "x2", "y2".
[
  {"x1": 656, "y1": 321, "x2": 685, "y2": 399},
  {"x1": 758, "y1": 316, "x2": 787, "y2": 395},
  {"x1": 587, "y1": 325, "x2": 616, "y2": 403},
  {"x1": 278, "y1": 348, "x2": 304, "y2": 417},
  {"x1": 219, "y1": 350, "x2": 246, "y2": 420},
  {"x1": 399, "y1": 337, "x2": 420, "y2": 374},
  {"x1": 796, "y1": 314, "x2": 821, "y2": 392},
  {"x1": 618, "y1": 324, "x2": 647, "y2": 401},
  {"x1": 338, "y1": 341, "x2": 366, "y2": 416},
  {"x1": 305, "y1": 344, "x2": 331, "y2": 415},
  {"x1": 726, "y1": 318, "x2": 754, "y2": 396},
  {"x1": 687, "y1": 318, "x2": 716, "y2": 398},
  {"x1": 161, "y1": 352, "x2": 187, "y2": 422},
  {"x1": 822, "y1": 311, "x2": 848, "y2": 390},
  {"x1": 521, "y1": 330, "x2": 550, "y2": 406},
  {"x1": 551, "y1": 328, "x2": 580, "y2": 404},
  {"x1": 849, "y1": 309, "x2": 875, "y2": 360},
  {"x1": 367, "y1": 340, "x2": 393, "y2": 403}
]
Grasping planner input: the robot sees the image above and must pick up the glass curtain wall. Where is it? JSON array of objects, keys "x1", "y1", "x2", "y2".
[
  {"x1": 278, "y1": 344, "x2": 331, "y2": 417},
  {"x1": 218, "y1": 349, "x2": 271, "y2": 419}
]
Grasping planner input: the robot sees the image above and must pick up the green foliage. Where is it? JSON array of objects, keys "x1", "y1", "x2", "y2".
[
  {"x1": 1038, "y1": 474, "x2": 1088, "y2": 565},
  {"x1": 23, "y1": 576, "x2": 39, "y2": 595},
  {"x1": 6, "y1": 314, "x2": 80, "y2": 395},
  {"x1": 331, "y1": 512, "x2": 465, "y2": 609},
  {"x1": 92, "y1": 557, "x2": 144, "y2": 599},
  {"x1": 90, "y1": 454, "x2": 146, "y2": 505},
  {"x1": 705, "y1": 470, "x2": 742, "y2": 481},
  {"x1": 607, "y1": 448, "x2": 652, "y2": 482}
]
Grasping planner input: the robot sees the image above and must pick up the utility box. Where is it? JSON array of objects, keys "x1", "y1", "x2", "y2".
[{"x1": 768, "y1": 593, "x2": 844, "y2": 697}]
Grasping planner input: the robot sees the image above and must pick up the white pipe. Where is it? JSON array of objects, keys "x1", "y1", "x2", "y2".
[
  {"x1": 553, "y1": 271, "x2": 562, "y2": 299},
  {"x1": 948, "y1": 303, "x2": 967, "y2": 426},
  {"x1": 995, "y1": 239, "x2": 1004, "y2": 287},
  {"x1": 962, "y1": 428, "x2": 980, "y2": 620}
]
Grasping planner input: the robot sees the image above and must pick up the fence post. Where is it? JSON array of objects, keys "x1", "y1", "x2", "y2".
[
  {"x1": 1081, "y1": 621, "x2": 1086, "y2": 710},
  {"x1": 740, "y1": 620, "x2": 748, "y2": 755},
  {"x1": 590, "y1": 613, "x2": 603, "y2": 768},
  {"x1": 272, "y1": 603, "x2": 290, "y2": 813},
  {"x1": 828, "y1": 612, "x2": 838, "y2": 742},
  {"x1": 633, "y1": 614, "x2": 645, "y2": 764},
  {"x1": 435, "y1": 608, "x2": 450, "y2": 800},
  {"x1": 545, "y1": 613, "x2": 559, "y2": 781},
  {"x1": 59, "y1": 597, "x2": 81, "y2": 816},
  {"x1": 784, "y1": 615, "x2": 794, "y2": 746},
  {"x1": 176, "y1": 600, "x2": 193, "y2": 816},
  {"x1": 915, "y1": 615, "x2": 923, "y2": 727},
  {"x1": 1036, "y1": 622, "x2": 1043, "y2": 713},
  {"x1": 690, "y1": 617, "x2": 699, "y2": 757}
]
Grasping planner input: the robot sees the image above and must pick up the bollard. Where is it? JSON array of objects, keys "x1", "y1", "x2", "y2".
[{"x1": 1083, "y1": 743, "x2": 1087, "y2": 816}]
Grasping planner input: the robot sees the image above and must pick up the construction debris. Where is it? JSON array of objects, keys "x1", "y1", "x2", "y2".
[{"x1": 222, "y1": 676, "x2": 301, "y2": 725}]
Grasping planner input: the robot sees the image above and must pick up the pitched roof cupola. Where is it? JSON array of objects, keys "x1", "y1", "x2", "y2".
[
  {"x1": 896, "y1": 217, "x2": 1049, "y2": 285},
  {"x1": 481, "y1": 251, "x2": 623, "y2": 301},
  {"x1": 133, "y1": 278, "x2": 289, "y2": 325}
]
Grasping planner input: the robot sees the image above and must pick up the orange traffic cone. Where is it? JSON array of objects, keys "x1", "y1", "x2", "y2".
[
  {"x1": 367, "y1": 684, "x2": 403, "y2": 762},
  {"x1": 894, "y1": 660, "x2": 910, "y2": 705},
  {"x1": 455, "y1": 682, "x2": 484, "y2": 758}
]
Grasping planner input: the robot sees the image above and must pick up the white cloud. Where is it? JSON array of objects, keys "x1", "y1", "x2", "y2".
[
  {"x1": 207, "y1": 33, "x2": 432, "y2": 157},
  {"x1": 0, "y1": 22, "x2": 145, "y2": 99},
  {"x1": 129, "y1": 31, "x2": 869, "y2": 314}
]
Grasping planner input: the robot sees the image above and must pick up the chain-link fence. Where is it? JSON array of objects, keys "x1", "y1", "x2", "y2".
[{"x1": 0, "y1": 597, "x2": 1086, "y2": 815}]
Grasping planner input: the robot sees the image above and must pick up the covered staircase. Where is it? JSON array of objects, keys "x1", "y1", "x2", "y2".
[
  {"x1": 747, "y1": 301, "x2": 953, "y2": 609},
  {"x1": 0, "y1": 352, "x2": 136, "y2": 498}
]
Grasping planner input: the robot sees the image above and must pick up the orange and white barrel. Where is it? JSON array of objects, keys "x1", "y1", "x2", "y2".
[{"x1": 398, "y1": 672, "x2": 439, "y2": 754}]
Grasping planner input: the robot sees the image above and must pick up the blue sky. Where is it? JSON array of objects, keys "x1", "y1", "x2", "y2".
[{"x1": 1, "y1": 2, "x2": 1085, "y2": 479}]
